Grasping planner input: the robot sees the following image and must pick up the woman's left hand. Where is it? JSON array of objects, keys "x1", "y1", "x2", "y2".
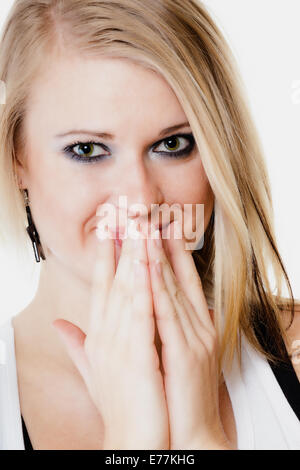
[{"x1": 147, "y1": 221, "x2": 232, "y2": 450}]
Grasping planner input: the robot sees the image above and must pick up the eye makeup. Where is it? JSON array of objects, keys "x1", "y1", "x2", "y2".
[{"x1": 62, "y1": 132, "x2": 196, "y2": 164}]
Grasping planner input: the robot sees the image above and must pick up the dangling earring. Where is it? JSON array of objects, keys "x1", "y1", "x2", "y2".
[{"x1": 22, "y1": 189, "x2": 46, "y2": 263}]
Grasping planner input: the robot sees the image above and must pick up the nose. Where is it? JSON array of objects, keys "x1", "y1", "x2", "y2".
[{"x1": 111, "y1": 160, "x2": 164, "y2": 222}]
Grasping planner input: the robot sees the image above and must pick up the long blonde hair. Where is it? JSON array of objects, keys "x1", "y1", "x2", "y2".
[{"x1": 0, "y1": 0, "x2": 298, "y2": 376}]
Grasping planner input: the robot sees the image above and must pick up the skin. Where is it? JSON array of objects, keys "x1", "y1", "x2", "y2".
[{"x1": 13, "y1": 52, "x2": 233, "y2": 449}]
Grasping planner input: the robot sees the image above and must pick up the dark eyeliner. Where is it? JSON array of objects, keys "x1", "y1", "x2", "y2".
[
  {"x1": 63, "y1": 140, "x2": 109, "y2": 164},
  {"x1": 152, "y1": 132, "x2": 195, "y2": 158},
  {"x1": 62, "y1": 132, "x2": 195, "y2": 163}
]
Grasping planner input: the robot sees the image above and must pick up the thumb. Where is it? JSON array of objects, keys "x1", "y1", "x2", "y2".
[{"x1": 52, "y1": 319, "x2": 90, "y2": 383}]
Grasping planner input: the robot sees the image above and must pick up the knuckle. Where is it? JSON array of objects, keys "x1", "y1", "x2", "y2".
[
  {"x1": 91, "y1": 274, "x2": 108, "y2": 292},
  {"x1": 149, "y1": 259, "x2": 158, "y2": 271},
  {"x1": 187, "y1": 335, "x2": 217, "y2": 364},
  {"x1": 173, "y1": 286, "x2": 185, "y2": 306},
  {"x1": 114, "y1": 279, "x2": 130, "y2": 299},
  {"x1": 156, "y1": 303, "x2": 178, "y2": 321},
  {"x1": 192, "y1": 274, "x2": 203, "y2": 290},
  {"x1": 204, "y1": 331, "x2": 218, "y2": 355},
  {"x1": 149, "y1": 258, "x2": 164, "y2": 272},
  {"x1": 133, "y1": 309, "x2": 153, "y2": 327},
  {"x1": 181, "y1": 346, "x2": 202, "y2": 370}
]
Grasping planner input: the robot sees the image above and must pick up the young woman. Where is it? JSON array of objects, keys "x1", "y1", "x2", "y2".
[{"x1": 0, "y1": 0, "x2": 299, "y2": 450}]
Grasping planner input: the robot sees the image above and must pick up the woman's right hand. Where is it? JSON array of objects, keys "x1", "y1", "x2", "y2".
[{"x1": 52, "y1": 224, "x2": 169, "y2": 450}]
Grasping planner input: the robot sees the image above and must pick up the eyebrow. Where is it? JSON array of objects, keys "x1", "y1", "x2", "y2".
[{"x1": 55, "y1": 121, "x2": 191, "y2": 140}]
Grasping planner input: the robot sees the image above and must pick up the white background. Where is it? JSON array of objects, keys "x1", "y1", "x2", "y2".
[{"x1": 0, "y1": 0, "x2": 299, "y2": 324}]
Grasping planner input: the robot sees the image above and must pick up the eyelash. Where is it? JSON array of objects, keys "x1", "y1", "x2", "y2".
[{"x1": 62, "y1": 133, "x2": 195, "y2": 164}]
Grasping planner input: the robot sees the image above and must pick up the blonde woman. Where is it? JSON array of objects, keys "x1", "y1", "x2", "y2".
[{"x1": 0, "y1": 0, "x2": 299, "y2": 450}]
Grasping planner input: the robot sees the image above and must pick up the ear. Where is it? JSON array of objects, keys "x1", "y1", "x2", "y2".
[{"x1": 14, "y1": 153, "x2": 29, "y2": 189}]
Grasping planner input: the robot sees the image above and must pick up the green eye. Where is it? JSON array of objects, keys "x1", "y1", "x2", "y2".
[
  {"x1": 77, "y1": 143, "x2": 95, "y2": 157},
  {"x1": 63, "y1": 140, "x2": 109, "y2": 163},
  {"x1": 164, "y1": 137, "x2": 180, "y2": 151},
  {"x1": 153, "y1": 133, "x2": 195, "y2": 159},
  {"x1": 63, "y1": 132, "x2": 195, "y2": 164}
]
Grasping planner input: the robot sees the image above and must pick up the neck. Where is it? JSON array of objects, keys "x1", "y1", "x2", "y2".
[
  {"x1": 13, "y1": 254, "x2": 94, "y2": 374},
  {"x1": 12, "y1": 253, "x2": 163, "y2": 376}
]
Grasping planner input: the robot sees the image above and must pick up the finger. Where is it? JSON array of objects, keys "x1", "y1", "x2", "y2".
[
  {"x1": 147, "y1": 229, "x2": 188, "y2": 353},
  {"x1": 155, "y1": 228, "x2": 208, "y2": 346},
  {"x1": 166, "y1": 221, "x2": 215, "y2": 336},
  {"x1": 149, "y1": 226, "x2": 197, "y2": 339},
  {"x1": 113, "y1": 237, "x2": 152, "y2": 342},
  {"x1": 104, "y1": 234, "x2": 135, "y2": 333},
  {"x1": 89, "y1": 228, "x2": 115, "y2": 336},
  {"x1": 106, "y1": 222, "x2": 148, "y2": 333},
  {"x1": 130, "y1": 238, "x2": 154, "y2": 346},
  {"x1": 52, "y1": 319, "x2": 90, "y2": 383}
]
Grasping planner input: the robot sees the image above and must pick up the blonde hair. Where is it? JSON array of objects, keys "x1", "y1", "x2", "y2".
[{"x1": 0, "y1": 0, "x2": 298, "y2": 376}]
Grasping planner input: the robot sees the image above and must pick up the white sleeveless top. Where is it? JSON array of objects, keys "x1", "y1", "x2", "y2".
[{"x1": 0, "y1": 316, "x2": 299, "y2": 450}]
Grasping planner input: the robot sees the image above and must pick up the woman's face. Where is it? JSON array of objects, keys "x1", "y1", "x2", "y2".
[{"x1": 17, "y1": 54, "x2": 214, "y2": 281}]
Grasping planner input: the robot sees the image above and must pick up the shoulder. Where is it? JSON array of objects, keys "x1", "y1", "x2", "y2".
[{"x1": 281, "y1": 304, "x2": 300, "y2": 381}]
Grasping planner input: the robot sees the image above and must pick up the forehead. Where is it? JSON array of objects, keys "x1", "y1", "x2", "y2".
[{"x1": 25, "y1": 54, "x2": 187, "y2": 138}]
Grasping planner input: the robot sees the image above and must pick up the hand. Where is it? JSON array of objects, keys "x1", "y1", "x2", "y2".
[
  {"x1": 147, "y1": 222, "x2": 231, "y2": 450},
  {"x1": 52, "y1": 226, "x2": 169, "y2": 450}
]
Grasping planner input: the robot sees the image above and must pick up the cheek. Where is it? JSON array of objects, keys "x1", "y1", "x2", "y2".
[
  {"x1": 170, "y1": 162, "x2": 214, "y2": 223},
  {"x1": 183, "y1": 183, "x2": 214, "y2": 244},
  {"x1": 175, "y1": 164, "x2": 214, "y2": 243},
  {"x1": 25, "y1": 156, "x2": 106, "y2": 260}
]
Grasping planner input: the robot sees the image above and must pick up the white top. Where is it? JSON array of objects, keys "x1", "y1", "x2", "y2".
[{"x1": 0, "y1": 316, "x2": 299, "y2": 450}]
